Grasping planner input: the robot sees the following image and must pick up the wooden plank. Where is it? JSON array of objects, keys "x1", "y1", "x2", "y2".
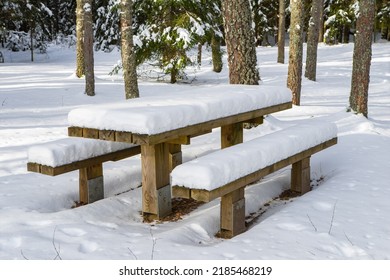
[
  {"x1": 291, "y1": 157, "x2": 311, "y2": 194},
  {"x1": 221, "y1": 122, "x2": 243, "y2": 148},
  {"x1": 190, "y1": 189, "x2": 212, "y2": 202},
  {"x1": 131, "y1": 102, "x2": 292, "y2": 145},
  {"x1": 190, "y1": 129, "x2": 212, "y2": 138},
  {"x1": 141, "y1": 143, "x2": 171, "y2": 220},
  {"x1": 246, "y1": 116, "x2": 264, "y2": 125},
  {"x1": 69, "y1": 103, "x2": 291, "y2": 145},
  {"x1": 219, "y1": 187, "x2": 246, "y2": 238},
  {"x1": 115, "y1": 131, "x2": 133, "y2": 143},
  {"x1": 182, "y1": 137, "x2": 337, "y2": 202},
  {"x1": 68, "y1": 126, "x2": 84, "y2": 137},
  {"x1": 83, "y1": 128, "x2": 99, "y2": 139},
  {"x1": 99, "y1": 130, "x2": 116, "y2": 141},
  {"x1": 27, "y1": 145, "x2": 141, "y2": 176},
  {"x1": 79, "y1": 163, "x2": 103, "y2": 204},
  {"x1": 168, "y1": 144, "x2": 182, "y2": 172},
  {"x1": 111, "y1": 145, "x2": 141, "y2": 161},
  {"x1": 167, "y1": 136, "x2": 190, "y2": 145},
  {"x1": 172, "y1": 186, "x2": 191, "y2": 199},
  {"x1": 27, "y1": 162, "x2": 42, "y2": 173}
]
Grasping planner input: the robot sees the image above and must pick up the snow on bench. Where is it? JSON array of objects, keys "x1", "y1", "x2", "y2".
[
  {"x1": 27, "y1": 137, "x2": 140, "y2": 204},
  {"x1": 171, "y1": 120, "x2": 338, "y2": 238}
]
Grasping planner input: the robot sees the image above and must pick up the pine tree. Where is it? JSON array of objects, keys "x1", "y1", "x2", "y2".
[
  {"x1": 95, "y1": 0, "x2": 120, "y2": 51},
  {"x1": 211, "y1": 30, "x2": 223, "y2": 73},
  {"x1": 251, "y1": 0, "x2": 278, "y2": 46},
  {"x1": 83, "y1": 0, "x2": 95, "y2": 96},
  {"x1": 378, "y1": 0, "x2": 390, "y2": 40},
  {"x1": 134, "y1": 0, "x2": 220, "y2": 83},
  {"x1": 349, "y1": 0, "x2": 375, "y2": 117},
  {"x1": 277, "y1": 0, "x2": 286, "y2": 63},
  {"x1": 287, "y1": 0, "x2": 305, "y2": 105},
  {"x1": 120, "y1": 0, "x2": 139, "y2": 99},
  {"x1": 222, "y1": 0, "x2": 259, "y2": 85},
  {"x1": 324, "y1": 0, "x2": 355, "y2": 44},
  {"x1": 76, "y1": 0, "x2": 85, "y2": 78},
  {"x1": 305, "y1": 0, "x2": 324, "y2": 81}
]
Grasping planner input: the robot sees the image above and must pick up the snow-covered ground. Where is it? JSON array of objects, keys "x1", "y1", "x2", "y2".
[{"x1": 0, "y1": 41, "x2": 390, "y2": 261}]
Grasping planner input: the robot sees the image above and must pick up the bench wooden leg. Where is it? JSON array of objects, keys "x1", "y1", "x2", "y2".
[
  {"x1": 219, "y1": 187, "x2": 246, "y2": 238},
  {"x1": 291, "y1": 156, "x2": 311, "y2": 194},
  {"x1": 141, "y1": 143, "x2": 172, "y2": 220},
  {"x1": 79, "y1": 163, "x2": 104, "y2": 204}
]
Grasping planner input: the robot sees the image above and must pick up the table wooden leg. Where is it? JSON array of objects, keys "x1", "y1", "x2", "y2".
[
  {"x1": 141, "y1": 143, "x2": 172, "y2": 220},
  {"x1": 221, "y1": 122, "x2": 243, "y2": 148}
]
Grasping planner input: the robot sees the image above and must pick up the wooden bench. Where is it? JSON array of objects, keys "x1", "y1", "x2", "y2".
[
  {"x1": 27, "y1": 137, "x2": 140, "y2": 205},
  {"x1": 171, "y1": 120, "x2": 338, "y2": 238}
]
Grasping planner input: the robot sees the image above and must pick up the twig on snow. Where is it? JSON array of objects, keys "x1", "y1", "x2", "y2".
[
  {"x1": 52, "y1": 226, "x2": 62, "y2": 260},
  {"x1": 307, "y1": 214, "x2": 318, "y2": 232},
  {"x1": 328, "y1": 201, "x2": 338, "y2": 235}
]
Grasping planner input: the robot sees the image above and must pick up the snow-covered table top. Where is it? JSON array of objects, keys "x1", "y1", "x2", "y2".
[{"x1": 68, "y1": 85, "x2": 292, "y2": 137}]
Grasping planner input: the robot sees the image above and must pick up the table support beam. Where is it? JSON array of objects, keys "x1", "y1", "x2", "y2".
[
  {"x1": 221, "y1": 122, "x2": 243, "y2": 148},
  {"x1": 141, "y1": 143, "x2": 171, "y2": 220}
]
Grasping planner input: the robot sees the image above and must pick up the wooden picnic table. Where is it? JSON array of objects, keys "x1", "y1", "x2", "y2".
[{"x1": 67, "y1": 85, "x2": 292, "y2": 220}]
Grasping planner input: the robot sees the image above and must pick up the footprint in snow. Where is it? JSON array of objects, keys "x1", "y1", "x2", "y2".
[
  {"x1": 78, "y1": 241, "x2": 99, "y2": 253},
  {"x1": 60, "y1": 227, "x2": 87, "y2": 237}
]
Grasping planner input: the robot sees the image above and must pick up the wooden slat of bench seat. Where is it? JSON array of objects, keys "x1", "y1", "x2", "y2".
[
  {"x1": 27, "y1": 145, "x2": 141, "y2": 176},
  {"x1": 69, "y1": 102, "x2": 292, "y2": 145},
  {"x1": 173, "y1": 137, "x2": 337, "y2": 202}
]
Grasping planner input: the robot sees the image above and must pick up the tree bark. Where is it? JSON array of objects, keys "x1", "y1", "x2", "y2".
[
  {"x1": 305, "y1": 0, "x2": 323, "y2": 81},
  {"x1": 222, "y1": 0, "x2": 259, "y2": 84},
  {"x1": 211, "y1": 31, "x2": 223, "y2": 73},
  {"x1": 30, "y1": 20, "x2": 34, "y2": 62},
  {"x1": 277, "y1": 0, "x2": 286, "y2": 64},
  {"x1": 197, "y1": 43, "x2": 202, "y2": 66},
  {"x1": 76, "y1": 0, "x2": 85, "y2": 78},
  {"x1": 318, "y1": 3, "x2": 324, "y2": 43},
  {"x1": 120, "y1": 0, "x2": 139, "y2": 99},
  {"x1": 287, "y1": 0, "x2": 305, "y2": 105},
  {"x1": 83, "y1": 0, "x2": 95, "y2": 96},
  {"x1": 349, "y1": 0, "x2": 375, "y2": 117}
]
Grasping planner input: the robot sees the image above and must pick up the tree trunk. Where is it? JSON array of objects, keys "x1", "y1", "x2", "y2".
[
  {"x1": 211, "y1": 31, "x2": 223, "y2": 73},
  {"x1": 30, "y1": 21, "x2": 34, "y2": 62},
  {"x1": 277, "y1": 0, "x2": 286, "y2": 64},
  {"x1": 287, "y1": 0, "x2": 305, "y2": 105},
  {"x1": 222, "y1": 0, "x2": 259, "y2": 85},
  {"x1": 305, "y1": 0, "x2": 323, "y2": 81},
  {"x1": 318, "y1": 3, "x2": 324, "y2": 43},
  {"x1": 197, "y1": 43, "x2": 202, "y2": 66},
  {"x1": 76, "y1": 0, "x2": 85, "y2": 78},
  {"x1": 349, "y1": 0, "x2": 375, "y2": 117},
  {"x1": 343, "y1": 25, "x2": 350, "y2": 43},
  {"x1": 380, "y1": 21, "x2": 388, "y2": 40},
  {"x1": 120, "y1": 0, "x2": 139, "y2": 99},
  {"x1": 83, "y1": 0, "x2": 95, "y2": 96}
]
